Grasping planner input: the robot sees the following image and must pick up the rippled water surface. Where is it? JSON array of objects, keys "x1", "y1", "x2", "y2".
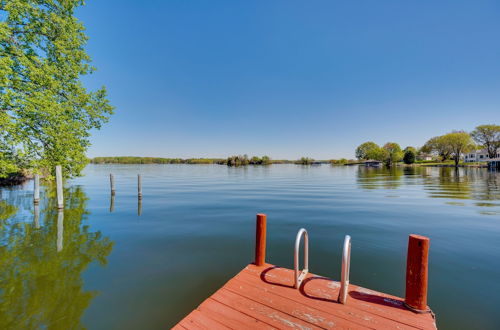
[{"x1": 1, "y1": 164, "x2": 499, "y2": 329}]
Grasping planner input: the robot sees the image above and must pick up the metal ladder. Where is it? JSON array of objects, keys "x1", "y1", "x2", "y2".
[{"x1": 293, "y1": 228, "x2": 351, "y2": 304}]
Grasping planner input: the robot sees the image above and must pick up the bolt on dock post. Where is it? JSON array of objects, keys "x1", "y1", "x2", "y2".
[
  {"x1": 138, "y1": 174, "x2": 142, "y2": 199},
  {"x1": 110, "y1": 174, "x2": 116, "y2": 195},
  {"x1": 55, "y1": 166, "x2": 64, "y2": 209},
  {"x1": 255, "y1": 213, "x2": 267, "y2": 266},
  {"x1": 404, "y1": 234, "x2": 430, "y2": 312},
  {"x1": 34, "y1": 174, "x2": 40, "y2": 204}
]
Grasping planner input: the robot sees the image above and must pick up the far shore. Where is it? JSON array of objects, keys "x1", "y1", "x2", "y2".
[
  {"x1": 0, "y1": 159, "x2": 491, "y2": 187},
  {"x1": 89, "y1": 157, "x2": 489, "y2": 168}
]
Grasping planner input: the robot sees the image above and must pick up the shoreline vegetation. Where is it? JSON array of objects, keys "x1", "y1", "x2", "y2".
[
  {"x1": 355, "y1": 124, "x2": 499, "y2": 168},
  {"x1": 0, "y1": 156, "x2": 490, "y2": 187},
  {"x1": 89, "y1": 156, "x2": 488, "y2": 168},
  {"x1": 2, "y1": 123, "x2": 498, "y2": 187},
  {"x1": 90, "y1": 156, "x2": 325, "y2": 166}
]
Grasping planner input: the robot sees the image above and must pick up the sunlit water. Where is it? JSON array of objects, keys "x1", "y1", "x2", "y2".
[{"x1": 1, "y1": 164, "x2": 499, "y2": 329}]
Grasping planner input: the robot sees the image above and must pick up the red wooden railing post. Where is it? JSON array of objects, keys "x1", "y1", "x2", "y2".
[
  {"x1": 255, "y1": 214, "x2": 267, "y2": 266},
  {"x1": 405, "y1": 234, "x2": 430, "y2": 312}
]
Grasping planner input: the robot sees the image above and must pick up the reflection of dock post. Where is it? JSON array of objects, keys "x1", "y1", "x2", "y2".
[
  {"x1": 138, "y1": 197, "x2": 142, "y2": 216},
  {"x1": 34, "y1": 174, "x2": 40, "y2": 204},
  {"x1": 404, "y1": 234, "x2": 430, "y2": 312},
  {"x1": 138, "y1": 174, "x2": 142, "y2": 199},
  {"x1": 34, "y1": 203, "x2": 40, "y2": 228},
  {"x1": 255, "y1": 213, "x2": 267, "y2": 266},
  {"x1": 110, "y1": 173, "x2": 116, "y2": 195},
  {"x1": 57, "y1": 210, "x2": 64, "y2": 252},
  {"x1": 110, "y1": 194, "x2": 115, "y2": 212},
  {"x1": 56, "y1": 166, "x2": 64, "y2": 209}
]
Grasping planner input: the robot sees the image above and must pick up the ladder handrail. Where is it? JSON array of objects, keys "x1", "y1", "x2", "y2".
[
  {"x1": 338, "y1": 235, "x2": 351, "y2": 304},
  {"x1": 294, "y1": 228, "x2": 309, "y2": 289}
]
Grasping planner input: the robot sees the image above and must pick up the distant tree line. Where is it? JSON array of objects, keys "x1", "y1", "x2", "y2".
[
  {"x1": 91, "y1": 155, "x2": 328, "y2": 166},
  {"x1": 355, "y1": 124, "x2": 500, "y2": 167},
  {"x1": 91, "y1": 157, "x2": 223, "y2": 165}
]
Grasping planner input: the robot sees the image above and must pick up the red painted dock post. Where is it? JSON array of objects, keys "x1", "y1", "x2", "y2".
[
  {"x1": 255, "y1": 214, "x2": 267, "y2": 266},
  {"x1": 405, "y1": 234, "x2": 430, "y2": 312}
]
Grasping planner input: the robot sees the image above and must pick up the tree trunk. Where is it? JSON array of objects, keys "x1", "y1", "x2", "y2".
[
  {"x1": 487, "y1": 144, "x2": 496, "y2": 159},
  {"x1": 454, "y1": 155, "x2": 460, "y2": 167}
]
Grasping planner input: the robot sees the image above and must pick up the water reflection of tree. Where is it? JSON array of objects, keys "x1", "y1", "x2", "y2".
[
  {"x1": 422, "y1": 168, "x2": 500, "y2": 205},
  {"x1": 0, "y1": 185, "x2": 113, "y2": 329},
  {"x1": 470, "y1": 170, "x2": 500, "y2": 205},
  {"x1": 423, "y1": 167, "x2": 472, "y2": 200},
  {"x1": 0, "y1": 200, "x2": 17, "y2": 221},
  {"x1": 356, "y1": 166, "x2": 404, "y2": 190}
]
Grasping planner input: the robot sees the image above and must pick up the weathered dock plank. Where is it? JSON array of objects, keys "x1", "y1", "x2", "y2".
[{"x1": 175, "y1": 263, "x2": 436, "y2": 329}]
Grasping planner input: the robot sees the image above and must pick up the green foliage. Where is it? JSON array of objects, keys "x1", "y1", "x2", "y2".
[
  {"x1": 0, "y1": 0, "x2": 113, "y2": 179},
  {"x1": 403, "y1": 146, "x2": 417, "y2": 164},
  {"x1": 471, "y1": 124, "x2": 500, "y2": 158},
  {"x1": 296, "y1": 157, "x2": 314, "y2": 165},
  {"x1": 226, "y1": 155, "x2": 249, "y2": 166},
  {"x1": 355, "y1": 142, "x2": 380, "y2": 160},
  {"x1": 382, "y1": 142, "x2": 403, "y2": 166},
  {"x1": 91, "y1": 157, "x2": 223, "y2": 165},
  {"x1": 249, "y1": 155, "x2": 271, "y2": 165},
  {"x1": 330, "y1": 158, "x2": 348, "y2": 165},
  {"x1": 422, "y1": 132, "x2": 475, "y2": 167},
  {"x1": 421, "y1": 136, "x2": 452, "y2": 161},
  {"x1": 441, "y1": 131, "x2": 475, "y2": 167}
]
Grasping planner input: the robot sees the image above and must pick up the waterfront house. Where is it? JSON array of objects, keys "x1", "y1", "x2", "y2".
[
  {"x1": 417, "y1": 153, "x2": 434, "y2": 161},
  {"x1": 464, "y1": 148, "x2": 500, "y2": 163}
]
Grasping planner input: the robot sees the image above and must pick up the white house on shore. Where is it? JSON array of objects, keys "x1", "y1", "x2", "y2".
[{"x1": 464, "y1": 148, "x2": 500, "y2": 163}]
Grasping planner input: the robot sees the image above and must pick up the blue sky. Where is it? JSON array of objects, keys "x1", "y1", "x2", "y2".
[{"x1": 79, "y1": 1, "x2": 500, "y2": 159}]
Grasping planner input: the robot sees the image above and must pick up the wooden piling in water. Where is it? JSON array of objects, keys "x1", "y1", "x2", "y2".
[
  {"x1": 57, "y1": 210, "x2": 64, "y2": 252},
  {"x1": 110, "y1": 194, "x2": 115, "y2": 213},
  {"x1": 138, "y1": 197, "x2": 142, "y2": 216},
  {"x1": 138, "y1": 174, "x2": 142, "y2": 199},
  {"x1": 34, "y1": 174, "x2": 40, "y2": 204},
  {"x1": 110, "y1": 174, "x2": 116, "y2": 195},
  {"x1": 55, "y1": 166, "x2": 64, "y2": 209},
  {"x1": 255, "y1": 213, "x2": 267, "y2": 266},
  {"x1": 405, "y1": 234, "x2": 430, "y2": 312},
  {"x1": 34, "y1": 203, "x2": 40, "y2": 229}
]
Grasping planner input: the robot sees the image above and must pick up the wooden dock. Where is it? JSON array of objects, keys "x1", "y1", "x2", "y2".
[{"x1": 174, "y1": 214, "x2": 436, "y2": 329}]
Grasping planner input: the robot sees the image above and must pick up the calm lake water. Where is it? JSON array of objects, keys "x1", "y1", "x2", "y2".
[{"x1": 1, "y1": 164, "x2": 499, "y2": 329}]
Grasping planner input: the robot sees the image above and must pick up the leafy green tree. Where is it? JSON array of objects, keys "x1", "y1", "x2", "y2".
[
  {"x1": 403, "y1": 146, "x2": 417, "y2": 164},
  {"x1": 441, "y1": 131, "x2": 475, "y2": 167},
  {"x1": 0, "y1": 0, "x2": 113, "y2": 179},
  {"x1": 471, "y1": 124, "x2": 500, "y2": 159},
  {"x1": 421, "y1": 136, "x2": 452, "y2": 161},
  {"x1": 261, "y1": 155, "x2": 271, "y2": 165},
  {"x1": 227, "y1": 155, "x2": 249, "y2": 166},
  {"x1": 382, "y1": 142, "x2": 403, "y2": 166},
  {"x1": 355, "y1": 142, "x2": 380, "y2": 160}
]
